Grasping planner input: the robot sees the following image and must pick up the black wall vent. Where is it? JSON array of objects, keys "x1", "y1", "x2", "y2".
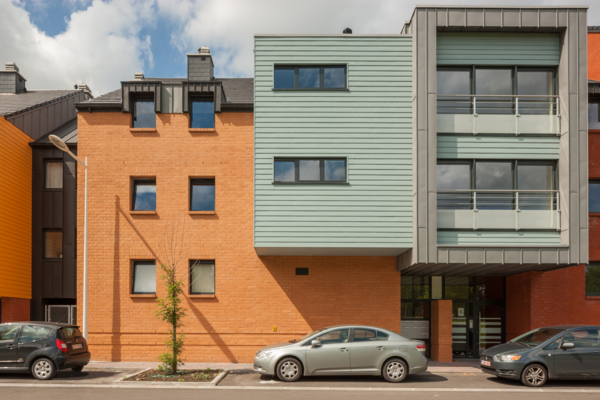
[{"x1": 296, "y1": 268, "x2": 309, "y2": 276}]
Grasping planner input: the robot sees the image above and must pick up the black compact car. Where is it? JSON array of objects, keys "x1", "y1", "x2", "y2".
[
  {"x1": 481, "y1": 325, "x2": 600, "y2": 387},
  {"x1": 0, "y1": 322, "x2": 90, "y2": 380}
]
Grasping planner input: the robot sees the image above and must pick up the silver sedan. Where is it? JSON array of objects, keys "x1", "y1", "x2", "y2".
[{"x1": 253, "y1": 325, "x2": 428, "y2": 382}]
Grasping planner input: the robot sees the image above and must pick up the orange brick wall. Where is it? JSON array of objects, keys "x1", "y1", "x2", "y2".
[
  {"x1": 430, "y1": 300, "x2": 452, "y2": 362},
  {"x1": 76, "y1": 111, "x2": 401, "y2": 362},
  {"x1": 1, "y1": 297, "x2": 30, "y2": 323}
]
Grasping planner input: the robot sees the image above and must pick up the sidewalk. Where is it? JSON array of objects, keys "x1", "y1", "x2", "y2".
[{"x1": 87, "y1": 359, "x2": 482, "y2": 374}]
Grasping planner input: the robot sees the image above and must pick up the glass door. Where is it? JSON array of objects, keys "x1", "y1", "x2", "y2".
[
  {"x1": 476, "y1": 303, "x2": 504, "y2": 358},
  {"x1": 452, "y1": 302, "x2": 472, "y2": 357}
]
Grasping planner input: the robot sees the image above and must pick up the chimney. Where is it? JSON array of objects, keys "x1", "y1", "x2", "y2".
[
  {"x1": 343, "y1": 28, "x2": 352, "y2": 34},
  {"x1": 76, "y1": 83, "x2": 93, "y2": 97},
  {"x1": 187, "y1": 46, "x2": 214, "y2": 81},
  {"x1": 0, "y1": 62, "x2": 26, "y2": 94},
  {"x1": 134, "y1": 72, "x2": 145, "y2": 80}
]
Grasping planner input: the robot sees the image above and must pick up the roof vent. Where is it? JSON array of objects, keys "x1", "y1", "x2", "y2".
[
  {"x1": 343, "y1": 28, "x2": 352, "y2": 34},
  {"x1": 5, "y1": 62, "x2": 19, "y2": 72},
  {"x1": 77, "y1": 83, "x2": 93, "y2": 97},
  {"x1": 199, "y1": 46, "x2": 210, "y2": 55},
  {"x1": 134, "y1": 72, "x2": 145, "y2": 81}
]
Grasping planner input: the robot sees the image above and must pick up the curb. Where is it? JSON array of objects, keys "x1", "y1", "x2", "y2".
[
  {"x1": 212, "y1": 370, "x2": 229, "y2": 386},
  {"x1": 113, "y1": 368, "x2": 228, "y2": 387}
]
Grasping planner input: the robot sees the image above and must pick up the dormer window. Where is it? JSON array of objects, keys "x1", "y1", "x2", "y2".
[
  {"x1": 132, "y1": 96, "x2": 156, "y2": 128},
  {"x1": 190, "y1": 95, "x2": 215, "y2": 128}
]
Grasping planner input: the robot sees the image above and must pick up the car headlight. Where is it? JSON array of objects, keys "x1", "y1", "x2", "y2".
[
  {"x1": 255, "y1": 350, "x2": 275, "y2": 359},
  {"x1": 497, "y1": 354, "x2": 522, "y2": 362}
]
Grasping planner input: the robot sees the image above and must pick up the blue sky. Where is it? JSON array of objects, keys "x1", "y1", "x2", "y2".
[{"x1": 2, "y1": 0, "x2": 599, "y2": 95}]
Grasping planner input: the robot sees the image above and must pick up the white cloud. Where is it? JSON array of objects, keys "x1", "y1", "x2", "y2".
[{"x1": 0, "y1": 0, "x2": 155, "y2": 95}]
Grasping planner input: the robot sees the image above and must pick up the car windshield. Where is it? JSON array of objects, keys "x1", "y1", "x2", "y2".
[
  {"x1": 290, "y1": 329, "x2": 325, "y2": 343},
  {"x1": 510, "y1": 328, "x2": 564, "y2": 346}
]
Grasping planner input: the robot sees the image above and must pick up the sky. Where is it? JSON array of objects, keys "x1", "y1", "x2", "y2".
[{"x1": 1, "y1": 0, "x2": 599, "y2": 96}]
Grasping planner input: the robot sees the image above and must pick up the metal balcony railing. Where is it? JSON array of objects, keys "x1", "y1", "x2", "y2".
[
  {"x1": 437, "y1": 190, "x2": 560, "y2": 231},
  {"x1": 437, "y1": 95, "x2": 560, "y2": 135}
]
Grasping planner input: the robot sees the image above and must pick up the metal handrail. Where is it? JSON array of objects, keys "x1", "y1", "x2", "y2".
[
  {"x1": 437, "y1": 189, "x2": 558, "y2": 192},
  {"x1": 437, "y1": 94, "x2": 559, "y2": 98}
]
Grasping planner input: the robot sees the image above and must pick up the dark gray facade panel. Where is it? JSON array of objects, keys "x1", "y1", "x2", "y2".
[
  {"x1": 121, "y1": 82, "x2": 162, "y2": 113},
  {"x1": 181, "y1": 81, "x2": 223, "y2": 113}
]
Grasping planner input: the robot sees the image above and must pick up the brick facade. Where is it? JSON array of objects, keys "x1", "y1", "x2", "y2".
[
  {"x1": 1, "y1": 297, "x2": 30, "y2": 323},
  {"x1": 430, "y1": 300, "x2": 452, "y2": 362},
  {"x1": 76, "y1": 111, "x2": 401, "y2": 362}
]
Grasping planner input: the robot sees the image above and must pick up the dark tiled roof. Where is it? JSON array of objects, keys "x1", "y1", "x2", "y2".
[
  {"x1": 32, "y1": 118, "x2": 77, "y2": 146},
  {"x1": 81, "y1": 78, "x2": 253, "y2": 106},
  {"x1": 589, "y1": 26, "x2": 600, "y2": 31},
  {"x1": 0, "y1": 90, "x2": 83, "y2": 117}
]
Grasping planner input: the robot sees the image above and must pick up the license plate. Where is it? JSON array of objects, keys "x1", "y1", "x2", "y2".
[
  {"x1": 481, "y1": 360, "x2": 491, "y2": 367},
  {"x1": 72, "y1": 344, "x2": 83, "y2": 349}
]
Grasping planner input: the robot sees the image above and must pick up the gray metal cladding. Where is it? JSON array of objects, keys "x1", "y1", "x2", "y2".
[
  {"x1": 121, "y1": 81, "x2": 162, "y2": 112},
  {"x1": 188, "y1": 54, "x2": 214, "y2": 81},
  {"x1": 181, "y1": 81, "x2": 223, "y2": 113}
]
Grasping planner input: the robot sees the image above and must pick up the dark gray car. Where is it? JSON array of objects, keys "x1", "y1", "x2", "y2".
[
  {"x1": 0, "y1": 322, "x2": 90, "y2": 380},
  {"x1": 481, "y1": 325, "x2": 600, "y2": 386}
]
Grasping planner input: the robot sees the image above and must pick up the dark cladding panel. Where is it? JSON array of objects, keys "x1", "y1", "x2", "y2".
[
  {"x1": 121, "y1": 81, "x2": 162, "y2": 113},
  {"x1": 52, "y1": 262, "x2": 63, "y2": 298},
  {"x1": 62, "y1": 245, "x2": 75, "y2": 298},
  {"x1": 52, "y1": 191, "x2": 63, "y2": 229}
]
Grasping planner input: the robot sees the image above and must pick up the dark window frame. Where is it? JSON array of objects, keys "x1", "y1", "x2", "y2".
[
  {"x1": 130, "y1": 94, "x2": 156, "y2": 128},
  {"x1": 189, "y1": 260, "x2": 215, "y2": 295},
  {"x1": 586, "y1": 263, "x2": 600, "y2": 296},
  {"x1": 44, "y1": 159, "x2": 63, "y2": 190},
  {"x1": 273, "y1": 65, "x2": 348, "y2": 91},
  {"x1": 189, "y1": 94, "x2": 215, "y2": 129},
  {"x1": 189, "y1": 177, "x2": 216, "y2": 211},
  {"x1": 131, "y1": 260, "x2": 156, "y2": 295},
  {"x1": 43, "y1": 229, "x2": 63, "y2": 260},
  {"x1": 590, "y1": 180, "x2": 600, "y2": 213},
  {"x1": 131, "y1": 178, "x2": 157, "y2": 211},
  {"x1": 273, "y1": 157, "x2": 348, "y2": 184}
]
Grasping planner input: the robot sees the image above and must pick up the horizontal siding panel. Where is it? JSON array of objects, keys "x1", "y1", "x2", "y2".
[
  {"x1": 437, "y1": 136, "x2": 560, "y2": 159},
  {"x1": 437, "y1": 33, "x2": 560, "y2": 66},
  {"x1": 437, "y1": 231, "x2": 560, "y2": 245}
]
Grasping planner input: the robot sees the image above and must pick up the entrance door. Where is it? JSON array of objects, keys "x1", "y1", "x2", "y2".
[
  {"x1": 452, "y1": 302, "x2": 504, "y2": 358},
  {"x1": 477, "y1": 304, "x2": 504, "y2": 357},
  {"x1": 452, "y1": 302, "x2": 472, "y2": 357}
]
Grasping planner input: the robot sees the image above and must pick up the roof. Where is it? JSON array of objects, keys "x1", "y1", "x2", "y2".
[
  {"x1": 0, "y1": 89, "x2": 84, "y2": 117},
  {"x1": 31, "y1": 118, "x2": 77, "y2": 147},
  {"x1": 589, "y1": 26, "x2": 600, "y2": 32},
  {"x1": 79, "y1": 78, "x2": 253, "y2": 107}
]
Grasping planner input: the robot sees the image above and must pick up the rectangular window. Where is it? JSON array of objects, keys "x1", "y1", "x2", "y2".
[
  {"x1": 132, "y1": 261, "x2": 156, "y2": 294},
  {"x1": 437, "y1": 162, "x2": 472, "y2": 209},
  {"x1": 132, "y1": 179, "x2": 156, "y2": 211},
  {"x1": 44, "y1": 231, "x2": 62, "y2": 259},
  {"x1": 590, "y1": 181, "x2": 600, "y2": 213},
  {"x1": 590, "y1": 102, "x2": 600, "y2": 130},
  {"x1": 274, "y1": 66, "x2": 347, "y2": 90},
  {"x1": 475, "y1": 68, "x2": 513, "y2": 115},
  {"x1": 132, "y1": 97, "x2": 156, "y2": 128},
  {"x1": 190, "y1": 260, "x2": 215, "y2": 295},
  {"x1": 401, "y1": 276, "x2": 430, "y2": 300},
  {"x1": 517, "y1": 69, "x2": 555, "y2": 115},
  {"x1": 190, "y1": 96, "x2": 215, "y2": 128},
  {"x1": 273, "y1": 158, "x2": 347, "y2": 183},
  {"x1": 437, "y1": 68, "x2": 472, "y2": 114},
  {"x1": 586, "y1": 264, "x2": 600, "y2": 296},
  {"x1": 190, "y1": 178, "x2": 215, "y2": 211},
  {"x1": 45, "y1": 161, "x2": 63, "y2": 189}
]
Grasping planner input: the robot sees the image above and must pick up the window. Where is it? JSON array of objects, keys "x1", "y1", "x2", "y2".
[
  {"x1": 132, "y1": 97, "x2": 156, "y2": 128},
  {"x1": 475, "y1": 68, "x2": 513, "y2": 114},
  {"x1": 376, "y1": 331, "x2": 390, "y2": 341},
  {"x1": 586, "y1": 264, "x2": 600, "y2": 296},
  {"x1": 274, "y1": 66, "x2": 347, "y2": 90},
  {"x1": 444, "y1": 277, "x2": 472, "y2": 299},
  {"x1": 563, "y1": 330, "x2": 600, "y2": 348},
  {"x1": 132, "y1": 179, "x2": 156, "y2": 211},
  {"x1": 274, "y1": 158, "x2": 347, "y2": 183},
  {"x1": 589, "y1": 102, "x2": 600, "y2": 130},
  {"x1": 353, "y1": 328, "x2": 377, "y2": 342},
  {"x1": 132, "y1": 261, "x2": 156, "y2": 294},
  {"x1": 45, "y1": 161, "x2": 63, "y2": 189},
  {"x1": 517, "y1": 70, "x2": 555, "y2": 115},
  {"x1": 437, "y1": 162, "x2": 471, "y2": 209},
  {"x1": 190, "y1": 260, "x2": 215, "y2": 295},
  {"x1": 590, "y1": 181, "x2": 600, "y2": 213},
  {"x1": 0, "y1": 325, "x2": 19, "y2": 342},
  {"x1": 401, "y1": 302, "x2": 430, "y2": 319},
  {"x1": 190, "y1": 96, "x2": 214, "y2": 128},
  {"x1": 517, "y1": 162, "x2": 555, "y2": 210},
  {"x1": 402, "y1": 276, "x2": 430, "y2": 300},
  {"x1": 190, "y1": 178, "x2": 215, "y2": 211},
  {"x1": 475, "y1": 161, "x2": 513, "y2": 209},
  {"x1": 19, "y1": 325, "x2": 52, "y2": 342},
  {"x1": 437, "y1": 68, "x2": 472, "y2": 114},
  {"x1": 314, "y1": 329, "x2": 349, "y2": 345},
  {"x1": 44, "y1": 231, "x2": 62, "y2": 259},
  {"x1": 59, "y1": 327, "x2": 83, "y2": 340}
]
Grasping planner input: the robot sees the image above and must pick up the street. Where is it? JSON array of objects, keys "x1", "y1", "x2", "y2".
[{"x1": 1, "y1": 371, "x2": 600, "y2": 400}]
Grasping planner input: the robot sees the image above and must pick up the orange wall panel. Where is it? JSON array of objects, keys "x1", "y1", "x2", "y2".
[
  {"x1": 589, "y1": 33, "x2": 600, "y2": 81},
  {"x1": 0, "y1": 117, "x2": 32, "y2": 300}
]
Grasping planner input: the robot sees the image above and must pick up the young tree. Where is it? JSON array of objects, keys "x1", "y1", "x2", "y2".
[{"x1": 155, "y1": 219, "x2": 190, "y2": 374}]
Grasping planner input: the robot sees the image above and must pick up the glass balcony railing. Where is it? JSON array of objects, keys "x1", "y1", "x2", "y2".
[
  {"x1": 437, "y1": 95, "x2": 560, "y2": 135},
  {"x1": 437, "y1": 190, "x2": 560, "y2": 230}
]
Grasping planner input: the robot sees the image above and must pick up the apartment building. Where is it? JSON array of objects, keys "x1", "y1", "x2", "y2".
[{"x1": 0, "y1": 62, "x2": 90, "y2": 323}]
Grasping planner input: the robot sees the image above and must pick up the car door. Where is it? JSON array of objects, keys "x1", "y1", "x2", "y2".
[
  {"x1": 0, "y1": 325, "x2": 21, "y2": 368},
  {"x1": 554, "y1": 329, "x2": 600, "y2": 377},
  {"x1": 305, "y1": 328, "x2": 351, "y2": 375},
  {"x1": 350, "y1": 328, "x2": 388, "y2": 373},
  {"x1": 16, "y1": 325, "x2": 54, "y2": 367}
]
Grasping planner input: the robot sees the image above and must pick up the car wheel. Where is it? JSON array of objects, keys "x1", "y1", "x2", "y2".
[
  {"x1": 521, "y1": 364, "x2": 547, "y2": 387},
  {"x1": 382, "y1": 358, "x2": 408, "y2": 383},
  {"x1": 71, "y1": 366, "x2": 84, "y2": 373},
  {"x1": 276, "y1": 357, "x2": 303, "y2": 382},
  {"x1": 31, "y1": 358, "x2": 57, "y2": 380}
]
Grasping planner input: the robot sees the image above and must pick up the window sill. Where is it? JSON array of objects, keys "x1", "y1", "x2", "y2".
[
  {"x1": 188, "y1": 294, "x2": 216, "y2": 299},
  {"x1": 189, "y1": 211, "x2": 216, "y2": 215},
  {"x1": 586, "y1": 295, "x2": 600, "y2": 300},
  {"x1": 272, "y1": 88, "x2": 349, "y2": 92},
  {"x1": 130, "y1": 294, "x2": 156, "y2": 298},
  {"x1": 189, "y1": 128, "x2": 216, "y2": 133},
  {"x1": 130, "y1": 210, "x2": 157, "y2": 215},
  {"x1": 130, "y1": 128, "x2": 157, "y2": 133}
]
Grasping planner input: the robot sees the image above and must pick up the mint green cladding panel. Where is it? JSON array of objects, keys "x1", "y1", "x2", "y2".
[
  {"x1": 254, "y1": 36, "x2": 412, "y2": 253},
  {"x1": 437, "y1": 136, "x2": 560, "y2": 159},
  {"x1": 437, "y1": 33, "x2": 560, "y2": 66}
]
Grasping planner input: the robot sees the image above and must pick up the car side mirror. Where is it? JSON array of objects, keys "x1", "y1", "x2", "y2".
[
  {"x1": 562, "y1": 342, "x2": 575, "y2": 349},
  {"x1": 311, "y1": 339, "x2": 321, "y2": 348}
]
